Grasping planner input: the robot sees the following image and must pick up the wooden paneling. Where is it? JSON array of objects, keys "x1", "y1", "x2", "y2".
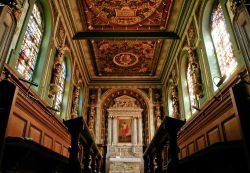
[
  {"x1": 7, "y1": 114, "x2": 27, "y2": 137},
  {"x1": 62, "y1": 146, "x2": 68, "y2": 157},
  {"x1": 55, "y1": 141, "x2": 62, "y2": 154},
  {"x1": 222, "y1": 116, "x2": 242, "y2": 141},
  {"x1": 43, "y1": 134, "x2": 53, "y2": 149},
  {"x1": 196, "y1": 136, "x2": 206, "y2": 151},
  {"x1": 2, "y1": 70, "x2": 71, "y2": 158},
  {"x1": 187, "y1": 142, "x2": 195, "y2": 155},
  {"x1": 177, "y1": 76, "x2": 245, "y2": 160},
  {"x1": 207, "y1": 127, "x2": 221, "y2": 145},
  {"x1": 29, "y1": 125, "x2": 42, "y2": 144},
  {"x1": 181, "y1": 147, "x2": 187, "y2": 158}
]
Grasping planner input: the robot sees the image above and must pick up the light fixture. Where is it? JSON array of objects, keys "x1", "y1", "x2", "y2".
[
  {"x1": 213, "y1": 75, "x2": 226, "y2": 87},
  {"x1": 192, "y1": 105, "x2": 201, "y2": 112},
  {"x1": 212, "y1": 76, "x2": 225, "y2": 102}
]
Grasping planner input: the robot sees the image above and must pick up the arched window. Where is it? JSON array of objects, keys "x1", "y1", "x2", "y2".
[
  {"x1": 16, "y1": 3, "x2": 44, "y2": 80},
  {"x1": 54, "y1": 61, "x2": 66, "y2": 113},
  {"x1": 187, "y1": 63, "x2": 197, "y2": 114},
  {"x1": 210, "y1": 4, "x2": 237, "y2": 79}
]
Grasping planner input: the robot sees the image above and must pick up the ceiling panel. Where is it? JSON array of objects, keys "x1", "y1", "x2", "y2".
[
  {"x1": 81, "y1": 0, "x2": 173, "y2": 30},
  {"x1": 74, "y1": 0, "x2": 183, "y2": 83},
  {"x1": 90, "y1": 40, "x2": 163, "y2": 76}
]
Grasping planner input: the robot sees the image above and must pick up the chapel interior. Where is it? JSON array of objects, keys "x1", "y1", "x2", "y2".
[{"x1": 0, "y1": 0, "x2": 250, "y2": 173}]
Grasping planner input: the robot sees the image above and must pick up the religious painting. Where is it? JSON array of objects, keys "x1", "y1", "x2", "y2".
[{"x1": 118, "y1": 119, "x2": 132, "y2": 143}]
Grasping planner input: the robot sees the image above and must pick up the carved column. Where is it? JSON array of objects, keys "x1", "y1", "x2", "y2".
[
  {"x1": 83, "y1": 150, "x2": 92, "y2": 173},
  {"x1": 155, "y1": 104, "x2": 161, "y2": 129},
  {"x1": 63, "y1": 117, "x2": 83, "y2": 173},
  {"x1": 155, "y1": 151, "x2": 163, "y2": 173},
  {"x1": 88, "y1": 94, "x2": 96, "y2": 136},
  {"x1": 48, "y1": 46, "x2": 65, "y2": 99},
  {"x1": 188, "y1": 46, "x2": 203, "y2": 98},
  {"x1": 71, "y1": 81, "x2": 81, "y2": 119},
  {"x1": 171, "y1": 84, "x2": 180, "y2": 119},
  {"x1": 108, "y1": 115, "x2": 112, "y2": 145},
  {"x1": 149, "y1": 156, "x2": 154, "y2": 173},
  {"x1": 113, "y1": 116, "x2": 118, "y2": 145},
  {"x1": 91, "y1": 154, "x2": 97, "y2": 173},
  {"x1": 138, "y1": 115, "x2": 143, "y2": 145},
  {"x1": 165, "y1": 136, "x2": 180, "y2": 173},
  {"x1": 133, "y1": 116, "x2": 138, "y2": 146},
  {"x1": 145, "y1": 156, "x2": 153, "y2": 173},
  {"x1": 171, "y1": 70, "x2": 180, "y2": 119}
]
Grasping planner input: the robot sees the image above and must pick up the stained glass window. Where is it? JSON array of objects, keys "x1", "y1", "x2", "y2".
[
  {"x1": 187, "y1": 64, "x2": 197, "y2": 114},
  {"x1": 54, "y1": 61, "x2": 66, "y2": 113},
  {"x1": 16, "y1": 4, "x2": 43, "y2": 80},
  {"x1": 211, "y1": 4, "x2": 237, "y2": 79}
]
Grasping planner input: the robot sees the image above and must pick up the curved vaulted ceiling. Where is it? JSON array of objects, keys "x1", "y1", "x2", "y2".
[{"x1": 63, "y1": 0, "x2": 187, "y2": 84}]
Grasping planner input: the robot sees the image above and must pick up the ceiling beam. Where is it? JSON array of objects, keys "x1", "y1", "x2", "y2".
[{"x1": 73, "y1": 31, "x2": 179, "y2": 40}]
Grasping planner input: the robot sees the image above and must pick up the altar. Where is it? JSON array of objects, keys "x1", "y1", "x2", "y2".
[{"x1": 106, "y1": 95, "x2": 144, "y2": 173}]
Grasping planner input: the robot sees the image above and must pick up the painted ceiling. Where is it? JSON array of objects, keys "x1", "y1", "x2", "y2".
[
  {"x1": 76, "y1": 0, "x2": 181, "y2": 81},
  {"x1": 90, "y1": 40, "x2": 162, "y2": 76},
  {"x1": 81, "y1": 0, "x2": 172, "y2": 30}
]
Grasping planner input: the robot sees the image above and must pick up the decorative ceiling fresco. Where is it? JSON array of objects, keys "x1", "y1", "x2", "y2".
[
  {"x1": 79, "y1": 0, "x2": 174, "y2": 78},
  {"x1": 90, "y1": 40, "x2": 162, "y2": 76},
  {"x1": 81, "y1": 0, "x2": 173, "y2": 30}
]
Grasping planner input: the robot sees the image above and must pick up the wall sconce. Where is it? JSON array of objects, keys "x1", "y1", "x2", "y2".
[
  {"x1": 213, "y1": 75, "x2": 226, "y2": 87},
  {"x1": 212, "y1": 75, "x2": 225, "y2": 101},
  {"x1": 192, "y1": 105, "x2": 201, "y2": 112}
]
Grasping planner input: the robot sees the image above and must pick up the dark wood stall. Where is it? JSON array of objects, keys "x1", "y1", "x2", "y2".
[{"x1": 143, "y1": 116, "x2": 185, "y2": 173}]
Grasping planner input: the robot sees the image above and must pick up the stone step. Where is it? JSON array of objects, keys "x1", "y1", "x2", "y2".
[{"x1": 109, "y1": 162, "x2": 143, "y2": 173}]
